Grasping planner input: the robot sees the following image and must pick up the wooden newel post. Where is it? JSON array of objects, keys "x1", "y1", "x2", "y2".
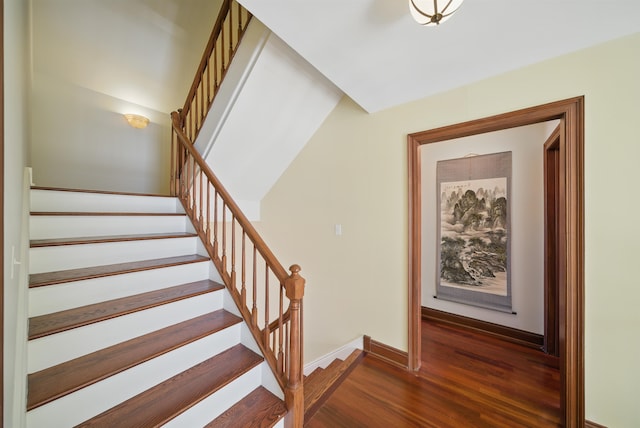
[
  {"x1": 169, "y1": 111, "x2": 181, "y2": 197},
  {"x1": 171, "y1": 109, "x2": 189, "y2": 199},
  {"x1": 176, "y1": 108, "x2": 185, "y2": 129},
  {"x1": 284, "y1": 264, "x2": 305, "y2": 428}
]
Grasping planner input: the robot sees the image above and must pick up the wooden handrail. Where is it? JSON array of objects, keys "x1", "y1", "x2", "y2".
[
  {"x1": 178, "y1": 0, "x2": 252, "y2": 143},
  {"x1": 180, "y1": 0, "x2": 230, "y2": 117},
  {"x1": 171, "y1": 113, "x2": 287, "y2": 280},
  {"x1": 170, "y1": 112, "x2": 305, "y2": 426},
  {"x1": 170, "y1": 4, "x2": 305, "y2": 423}
]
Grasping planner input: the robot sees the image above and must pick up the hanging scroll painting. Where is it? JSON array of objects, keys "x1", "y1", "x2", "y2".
[{"x1": 436, "y1": 151, "x2": 512, "y2": 313}]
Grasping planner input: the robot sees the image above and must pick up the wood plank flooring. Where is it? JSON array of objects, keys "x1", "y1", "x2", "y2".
[{"x1": 306, "y1": 319, "x2": 560, "y2": 427}]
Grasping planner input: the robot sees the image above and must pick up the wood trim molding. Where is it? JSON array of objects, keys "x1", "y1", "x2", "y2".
[
  {"x1": 407, "y1": 96, "x2": 584, "y2": 427},
  {"x1": 585, "y1": 420, "x2": 607, "y2": 428},
  {"x1": 407, "y1": 134, "x2": 421, "y2": 372},
  {"x1": 363, "y1": 336, "x2": 408, "y2": 369},
  {"x1": 422, "y1": 307, "x2": 544, "y2": 350},
  {"x1": 543, "y1": 125, "x2": 561, "y2": 357}
]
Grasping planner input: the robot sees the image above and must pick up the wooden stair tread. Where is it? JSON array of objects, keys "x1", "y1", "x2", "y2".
[
  {"x1": 304, "y1": 350, "x2": 363, "y2": 418},
  {"x1": 31, "y1": 186, "x2": 170, "y2": 198},
  {"x1": 304, "y1": 364, "x2": 342, "y2": 409},
  {"x1": 325, "y1": 359, "x2": 343, "y2": 372},
  {"x1": 75, "y1": 344, "x2": 263, "y2": 427},
  {"x1": 29, "y1": 279, "x2": 223, "y2": 339},
  {"x1": 205, "y1": 386, "x2": 287, "y2": 428},
  {"x1": 31, "y1": 232, "x2": 197, "y2": 247},
  {"x1": 342, "y1": 349, "x2": 363, "y2": 365},
  {"x1": 31, "y1": 212, "x2": 185, "y2": 216},
  {"x1": 29, "y1": 254, "x2": 210, "y2": 287},
  {"x1": 27, "y1": 310, "x2": 242, "y2": 410},
  {"x1": 305, "y1": 361, "x2": 341, "y2": 389},
  {"x1": 305, "y1": 367, "x2": 324, "y2": 383}
]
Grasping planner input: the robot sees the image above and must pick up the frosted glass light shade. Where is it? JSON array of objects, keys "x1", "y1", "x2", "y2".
[
  {"x1": 124, "y1": 114, "x2": 150, "y2": 129},
  {"x1": 409, "y1": 0, "x2": 464, "y2": 26}
]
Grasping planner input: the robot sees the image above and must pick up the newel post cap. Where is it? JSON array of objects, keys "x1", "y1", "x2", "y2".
[{"x1": 285, "y1": 264, "x2": 305, "y2": 301}]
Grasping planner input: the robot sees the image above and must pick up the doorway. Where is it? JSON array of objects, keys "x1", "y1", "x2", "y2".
[{"x1": 407, "y1": 97, "x2": 584, "y2": 426}]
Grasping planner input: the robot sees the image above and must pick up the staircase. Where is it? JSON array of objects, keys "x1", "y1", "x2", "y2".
[
  {"x1": 303, "y1": 350, "x2": 363, "y2": 423},
  {"x1": 26, "y1": 187, "x2": 287, "y2": 427}
]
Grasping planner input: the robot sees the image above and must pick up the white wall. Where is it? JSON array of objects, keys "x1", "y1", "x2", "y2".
[
  {"x1": 30, "y1": 73, "x2": 171, "y2": 194},
  {"x1": 29, "y1": 0, "x2": 222, "y2": 194},
  {"x1": 258, "y1": 32, "x2": 640, "y2": 426},
  {"x1": 3, "y1": 0, "x2": 31, "y2": 425},
  {"x1": 204, "y1": 28, "x2": 343, "y2": 207},
  {"x1": 422, "y1": 122, "x2": 556, "y2": 334}
]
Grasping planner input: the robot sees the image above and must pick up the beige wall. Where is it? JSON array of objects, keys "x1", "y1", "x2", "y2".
[
  {"x1": 4, "y1": 0, "x2": 31, "y2": 425},
  {"x1": 258, "y1": 32, "x2": 640, "y2": 426}
]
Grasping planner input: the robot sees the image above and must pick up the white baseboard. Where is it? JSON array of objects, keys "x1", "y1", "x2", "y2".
[{"x1": 303, "y1": 336, "x2": 363, "y2": 376}]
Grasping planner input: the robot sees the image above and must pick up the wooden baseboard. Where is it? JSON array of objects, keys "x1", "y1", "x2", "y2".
[
  {"x1": 422, "y1": 307, "x2": 544, "y2": 350},
  {"x1": 363, "y1": 336, "x2": 408, "y2": 369},
  {"x1": 585, "y1": 420, "x2": 607, "y2": 428}
]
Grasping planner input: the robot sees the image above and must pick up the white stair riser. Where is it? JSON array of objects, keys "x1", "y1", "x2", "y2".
[
  {"x1": 29, "y1": 261, "x2": 211, "y2": 317},
  {"x1": 31, "y1": 190, "x2": 183, "y2": 213},
  {"x1": 30, "y1": 215, "x2": 191, "y2": 240},
  {"x1": 26, "y1": 325, "x2": 242, "y2": 428},
  {"x1": 28, "y1": 292, "x2": 223, "y2": 372},
  {"x1": 240, "y1": 324, "x2": 285, "y2": 400},
  {"x1": 29, "y1": 237, "x2": 198, "y2": 274},
  {"x1": 162, "y1": 364, "x2": 263, "y2": 428}
]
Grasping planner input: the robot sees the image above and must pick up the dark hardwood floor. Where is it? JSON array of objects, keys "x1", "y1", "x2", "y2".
[{"x1": 306, "y1": 319, "x2": 560, "y2": 427}]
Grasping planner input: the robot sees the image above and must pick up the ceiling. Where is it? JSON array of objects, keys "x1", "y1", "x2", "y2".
[
  {"x1": 239, "y1": 0, "x2": 640, "y2": 113},
  {"x1": 32, "y1": 0, "x2": 640, "y2": 115}
]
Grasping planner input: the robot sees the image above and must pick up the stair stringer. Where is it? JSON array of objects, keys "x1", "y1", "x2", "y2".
[
  {"x1": 194, "y1": 19, "x2": 271, "y2": 162},
  {"x1": 192, "y1": 19, "x2": 343, "y2": 222},
  {"x1": 179, "y1": 197, "x2": 288, "y2": 405},
  {"x1": 222, "y1": 290, "x2": 285, "y2": 401}
]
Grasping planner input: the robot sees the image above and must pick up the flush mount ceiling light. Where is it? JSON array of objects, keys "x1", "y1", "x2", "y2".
[
  {"x1": 124, "y1": 113, "x2": 150, "y2": 129},
  {"x1": 409, "y1": 0, "x2": 464, "y2": 26}
]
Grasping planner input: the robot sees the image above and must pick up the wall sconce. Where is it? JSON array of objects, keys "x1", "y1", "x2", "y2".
[
  {"x1": 409, "y1": 0, "x2": 464, "y2": 26},
  {"x1": 124, "y1": 114, "x2": 150, "y2": 129}
]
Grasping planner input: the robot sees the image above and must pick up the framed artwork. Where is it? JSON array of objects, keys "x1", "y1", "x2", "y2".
[{"x1": 436, "y1": 151, "x2": 512, "y2": 312}]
